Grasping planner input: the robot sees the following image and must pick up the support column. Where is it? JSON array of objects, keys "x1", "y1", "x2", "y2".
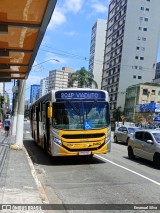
[{"x1": 12, "y1": 80, "x2": 26, "y2": 149}]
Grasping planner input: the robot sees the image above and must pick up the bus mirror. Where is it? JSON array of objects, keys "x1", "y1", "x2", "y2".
[{"x1": 47, "y1": 106, "x2": 52, "y2": 118}]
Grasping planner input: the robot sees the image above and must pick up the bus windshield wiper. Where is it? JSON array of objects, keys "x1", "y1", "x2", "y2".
[
  {"x1": 67, "y1": 100, "x2": 80, "y2": 116},
  {"x1": 87, "y1": 100, "x2": 97, "y2": 114}
]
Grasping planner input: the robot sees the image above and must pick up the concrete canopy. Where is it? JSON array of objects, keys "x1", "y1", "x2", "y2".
[{"x1": 0, "y1": 0, "x2": 57, "y2": 82}]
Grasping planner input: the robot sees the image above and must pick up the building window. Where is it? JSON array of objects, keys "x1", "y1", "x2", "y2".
[
  {"x1": 143, "y1": 28, "x2": 147, "y2": 31},
  {"x1": 136, "y1": 46, "x2": 140, "y2": 50},
  {"x1": 135, "y1": 56, "x2": 138, "y2": 59},
  {"x1": 143, "y1": 89, "x2": 148, "y2": 95},
  {"x1": 141, "y1": 7, "x2": 144, "y2": 10},
  {"x1": 144, "y1": 18, "x2": 148, "y2": 21},
  {"x1": 152, "y1": 90, "x2": 155, "y2": 95},
  {"x1": 133, "y1": 75, "x2": 136, "y2": 79},
  {"x1": 138, "y1": 76, "x2": 142, "y2": 79},
  {"x1": 140, "y1": 57, "x2": 144, "y2": 60},
  {"x1": 146, "y1": 8, "x2": 149, "y2": 11},
  {"x1": 142, "y1": 37, "x2": 146, "y2": 41}
]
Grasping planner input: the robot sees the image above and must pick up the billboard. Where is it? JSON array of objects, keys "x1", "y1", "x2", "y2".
[{"x1": 135, "y1": 102, "x2": 156, "y2": 113}]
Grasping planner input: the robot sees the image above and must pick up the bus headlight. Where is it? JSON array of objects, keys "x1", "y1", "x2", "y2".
[
  {"x1": 53, "y1": 137, "x2": 62, "y2": 145},
  {"x1": 105, "y1": 135, "x2": 111, "y2": 152},
  {"x1": 105, "y1": 136, "x2": 111, "y2": 144}
]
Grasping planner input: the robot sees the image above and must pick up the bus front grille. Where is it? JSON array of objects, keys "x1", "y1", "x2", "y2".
[{"x1": 62, "y1": 133, "x2": 105, "y2": 139}]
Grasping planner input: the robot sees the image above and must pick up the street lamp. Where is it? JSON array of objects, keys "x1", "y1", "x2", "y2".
[{"x1": 32, "y1": 58, "x2": 60, "y2": 68}]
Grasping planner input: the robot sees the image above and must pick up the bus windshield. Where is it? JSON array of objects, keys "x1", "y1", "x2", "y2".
[{"x1": 52, "y1": 101, "x2": 110, "y2": 130}]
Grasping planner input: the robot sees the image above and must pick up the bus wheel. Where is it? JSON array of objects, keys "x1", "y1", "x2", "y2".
[
  {"x1": 34, "y1": 132, "x2": 38, "y2": 146},
  {"x1": 44, "y1": 136, "x2": 47, "y2": 151}
]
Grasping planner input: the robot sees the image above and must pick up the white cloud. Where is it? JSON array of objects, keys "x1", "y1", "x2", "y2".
[
  {"x1": 48, "y1": 7, "x2": 66, "y2": 29},
  {"x1": 64, "y1": 0, "x2": 83, "y2": 14},
  {"x1": 91, "y1": 2, "x2": 108, "y2": 13},
  {"x1": 64, "y1": 31, "x2": 76, "y2": 36}
]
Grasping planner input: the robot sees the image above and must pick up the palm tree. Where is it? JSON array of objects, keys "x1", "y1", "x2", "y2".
[{"x1": 68, "y1": 67, "x2": 98, "y2": 88}]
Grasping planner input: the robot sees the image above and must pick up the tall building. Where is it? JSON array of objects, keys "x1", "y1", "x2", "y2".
[
  {"x1": 40, "y1": 77, "x2": 49, "y2": 97},
  {"x1": 155, "y1": 62, "x2": 160, "y2": 79},
  {"x1": 89, "y1": 19, "x2": 107, "y2": 89},
  {"x1": 48, "y1": 67, "x2": 77, "y2": 91},
  {"x1": 101, "y1": 0, "x2": 160, "y2": 114},
  {"x1": 0, "y1": 83, "x2": 3, "y2": 95},
  {"x1": 30, "y1": 84, "x2": 40, "y2": 104}
]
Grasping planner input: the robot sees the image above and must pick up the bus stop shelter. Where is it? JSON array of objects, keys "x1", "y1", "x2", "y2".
[
  {"x1": 0, "y1": 0, "x2": 57, "y2": 81},
  {"x1": 0, "y1": 0, "x2": 57, "y2": 148}
]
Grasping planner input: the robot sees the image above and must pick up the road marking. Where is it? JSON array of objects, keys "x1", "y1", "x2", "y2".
[{"x1": 95, "y1": 155, "x2": 160, "y2": 186}]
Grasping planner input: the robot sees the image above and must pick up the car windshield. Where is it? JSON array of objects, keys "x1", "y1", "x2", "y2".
[
  {"x1": 52, "y1": 100, "x2": 110, "y2": 130},
  {"x1": 152, "y1": 133, "x2": 160, "y2": 143},
  {"x1": 128, "y1": 128, "x2": 141, "y2": 134}
]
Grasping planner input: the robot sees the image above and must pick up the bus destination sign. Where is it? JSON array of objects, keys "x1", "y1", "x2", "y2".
[{"x1": 55, "y1": 91, "x2": 105, "y2": 99}]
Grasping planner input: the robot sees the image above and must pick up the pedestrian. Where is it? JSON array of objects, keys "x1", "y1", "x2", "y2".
[
  {"x1": 4, "y1": 116, "x2": 11, "y2": 137},
  {"x1": 0, "y1": 120, "x2": 3, "y2": 134}
]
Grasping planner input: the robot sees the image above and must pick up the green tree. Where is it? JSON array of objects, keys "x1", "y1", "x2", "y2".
[
  {"x1": 0, "y1": 96, "x2": 5, "y2": 121},
  {"x1": 24, "y1": 109, "x2": 29, "y2": 118},
  {"x1": 68, "y1": 67, "x2": 98, "y2": 88},
  {"x1": 113, "y1": 106, "x2": 123, "y2": 121}
]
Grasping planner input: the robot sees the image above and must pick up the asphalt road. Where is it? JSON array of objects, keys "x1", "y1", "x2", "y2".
[{"x1": 23, "y1": 122, "x2": 160, "y2": 212}]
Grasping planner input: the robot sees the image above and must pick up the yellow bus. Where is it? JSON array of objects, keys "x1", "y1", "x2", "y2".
[{"x1": 29, "y1": 88, "x2": 111, "y2": 156}]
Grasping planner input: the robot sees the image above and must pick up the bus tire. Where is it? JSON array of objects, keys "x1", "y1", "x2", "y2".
[
  {"x1": 44, "y1": 136, "x2": 48, "y2": 152},
  {"x1": 34, "y1": 132, "x2": 38, "y2": 146}
]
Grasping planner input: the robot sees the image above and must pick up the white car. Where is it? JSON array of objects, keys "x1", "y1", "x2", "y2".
[
  {"x1": 128, "y1": 129, "x2": 160, "y2": 169},
  {"x1": 114, "y1": 126, "x2": 142, "y2": 144}
]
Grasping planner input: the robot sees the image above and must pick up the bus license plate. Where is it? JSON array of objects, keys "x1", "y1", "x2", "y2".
[{"x1": 79, "y1": 151, "x2": 91, "y2": 155}]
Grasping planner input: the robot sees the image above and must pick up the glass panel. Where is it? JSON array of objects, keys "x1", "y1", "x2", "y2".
[{"x1": 52, "y1": 101, "x2": 110, "y2": 130}]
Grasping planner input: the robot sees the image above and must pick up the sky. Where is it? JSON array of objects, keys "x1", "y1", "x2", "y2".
[
  {"x1": 7, "y1": 0, "x2": 109, "y2": 101},
  {"x1": 5, "y1": 0, "x2": 160, "y2": 102}
]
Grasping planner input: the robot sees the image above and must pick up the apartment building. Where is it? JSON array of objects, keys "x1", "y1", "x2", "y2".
[
  {"x1": 124, "y1": 82, "x2": 160, "y2": 120},
  {"x1": 30, "y1": 84, "x2": 40, "y2": 104},
  {"x1": 155, "y1": 62, "x2": 160, "y2": 79},
  {"x1": 101, "y1": 0, "x2": 160, "y2": 114},
  {"x1": 89, "y1": 19, "x2": 107, "y2": 89},
  {"x1": 48, "y1": 67, "x2": 77, "y2": 91},
  {"x1": 39, "y1": 77, "x2": 49, "y2": 97}
]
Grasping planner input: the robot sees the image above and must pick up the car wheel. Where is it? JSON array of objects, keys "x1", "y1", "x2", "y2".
[
  {"x1": 126, "y1": 138, "x2": 129, "y2": 144},
  {"x1": 114, "y1": 136, "x2": 118, "y2": 143},
  {"x1": 128, "y1": 146, "x2": 135, "y2": 159},
  {"x1": 153, "y1": 153, "x2": 160, "y2": 169}
]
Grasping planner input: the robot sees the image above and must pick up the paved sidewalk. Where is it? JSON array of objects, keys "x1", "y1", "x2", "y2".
[{"x1": 0, "y1": 132, "x2": 47, "y2": 212}]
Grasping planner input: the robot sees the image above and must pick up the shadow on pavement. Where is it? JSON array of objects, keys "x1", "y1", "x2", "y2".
[
  {"x1": 123, "y1": 156, "x2": 158, "y2": 170},
  {"x1": 23, "y1": 138, "x2": 106, "y2": 166}
]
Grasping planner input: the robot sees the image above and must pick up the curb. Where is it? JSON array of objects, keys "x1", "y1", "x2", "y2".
[{"x1": 23, "y1": 146, "x2": 49, "y2": 204}]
